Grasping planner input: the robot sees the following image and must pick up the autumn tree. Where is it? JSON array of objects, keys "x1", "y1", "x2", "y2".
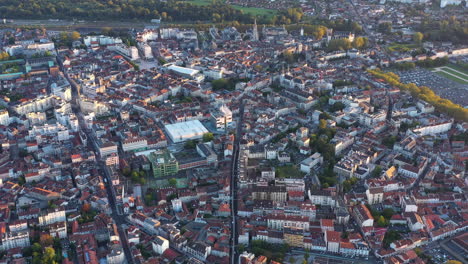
[
  {"x1": 445, "y1": 261, "x2": 462, "y2": 264},
  {"x1": 327, "y1": 39, "x2": 352, "y2": 51},
  {"x1": 212, "y1": 13, "x2": 221, "y2": 23},
  {"x1": 413, "y1": 32, "x2": 423, "y2": 44},
  {"x1": 0, "y1": 52, "x2": 10, "y2": 61},
  {"x1": 352, "y1": 37, "x2": 368, "y2": 49},
  {"x1": 282, "y1": 50, "x2": 295, "y2": 64},
  {"x1": 319, "y1": 119, "x2": 327, "y2": 130},
  {"x1": 42, "y1": 247, "x2": 57, "y2": 264},
  {"x1": 40, "y1": 234, "x2": 54, "y2": 247},
  {"x1": 101, "y1": 27, "x2": 113, "y2": 35},
  {"x1": 82, "y1": 203, "x2": 91, "y2": 213},
  {"x1": 377, "y1": 215, "x2": 388, "y2": 227},
  {"x1": 70, "y1": 31, "x2": 81, "y2": 41}
]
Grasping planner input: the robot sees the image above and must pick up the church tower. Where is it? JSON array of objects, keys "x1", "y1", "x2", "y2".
[{"x1": 252, "y1": 19, "x2": 259, "y2": 41}]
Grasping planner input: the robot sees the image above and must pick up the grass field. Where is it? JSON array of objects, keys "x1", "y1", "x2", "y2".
[
  {"x1": 434, "y1": 70, "x2": 468, "y2": 85},
  {"x1": 443, "y1": 67, "x2": 468, "y2": 79},
  {"x1": 448, "y1": 64, "x2": 468, "y2": 74},
  {"x1": 231, "y1": 5, "x2": 278, "y2": 17},
  {"x1": 181, "y1": 0, "x2": 212, "y2": 6},
  {"x1": 275, "y1": 165, "x2": 305, "y2": 179},
  {"x1": 387, "y1": 43, "x2": 419, "y2": 52},
  {"x1": 432, "y1": 64, "x2": 468, "y2": 85}
]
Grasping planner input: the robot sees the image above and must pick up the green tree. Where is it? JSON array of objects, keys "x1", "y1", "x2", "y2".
[
  {"x1": 212, "y1": 78, "x2": 229, "y2": 90},
  {"x1": 370, "y1": 165, "x2": 383, "y2": 178},
  {"x1": 413, "y1": 32, "x2": 424, "y2": 45},
  {"x1": 382, "y1": 136, "x2": 397, "y2": 148},
  {"x1": 378, "y1": 22, "x2": 392, "y2": 34},
  {"x1": 330, "y1": 102, "x2": 345, "y2": 112},
  {"x1": 42, "y1": 247, "x2": 57, "y2": 264},
  {"x1": 203, "y1": 133, "x2": 214, "y2": 142},
  {"x1": 59, "y1": 32, "x2": 68, "y2": 42},
  {"x1": 212, "y1": 13, "x2": 221, "y2": 23},
  {"x1": 18, "y1": 175, "x2": 26, "y2": 185},
  {"x1": 327, "y1": 39, "x2": 352, "y2": 51},
  {"x1": 23, "y1": 246, "x2": 33, "y2": 257},
  {"x1": 31, "y1": 243, "x2": 42, "y2": 253},
  {"x1": 139, "y1": 177, "x2": 146, "y2": 185},
  {"x1": 131, "y1": 171, "x2": 140, "y2": 183},
  {"x1": 184, "y1": 140, "x2": 196, "y2": 149},
  {"x1": 131, "y1": 171, "x2": 140, "y2": 178},
  {"x1": 168, "y1": 178, "x2": 177, "y2": 187},
  {"x1": 382, "y1": 208, "x2": 395, "y2": 219},
  {"x1": 377, "y1": 215, "x2": 388, "y2": 227},
  {"x1": 414, "y1": 247, "x2": 423, "y2": 257},
  {"x1": 122, "y1": 167, "x2": 131, "y2": 177},
  {"x1": 32, "y1": 252, "x2": 42, "y2": 264},
  {"x1": 383, "y1": 230, "x2": 401, "y2": 248}
]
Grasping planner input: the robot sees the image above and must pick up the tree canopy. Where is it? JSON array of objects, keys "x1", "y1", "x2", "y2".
[
  {"x1": 203, "y1": 132, "x2": 214, "y2": 142},
  {"x1": 419, "y1": 16, "x2": 468, "y2": 44},
  {"x1": 368, "y1": 69, "x2": 468, "y2": 121},
  {"x1": 0, "y1": 0, "x2": 308, "y2": 25},
  {"x1": 413, "y1": 32, "x2": 423, "y2": 44}
]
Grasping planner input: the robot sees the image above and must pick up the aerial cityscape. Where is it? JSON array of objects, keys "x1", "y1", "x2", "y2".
[{"x1": 0, "y1": 0, "x2": 466, "y2": 264}]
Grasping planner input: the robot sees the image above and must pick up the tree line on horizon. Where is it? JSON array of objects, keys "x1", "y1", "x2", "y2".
[{"x1": 0, "y1": 0, "x2": 302, "y2": 25}]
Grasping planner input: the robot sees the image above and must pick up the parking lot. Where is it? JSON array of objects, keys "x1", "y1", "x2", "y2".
[{"x1": 395, "y1": 69, "x2": 468, "y2": 107}]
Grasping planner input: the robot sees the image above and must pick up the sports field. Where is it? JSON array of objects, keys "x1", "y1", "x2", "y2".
[
  {"x1": 182, "y1": 0, "x2": 212, "y2": 6},
  {"x1": 231, "y1": 5, "x2": 278, "y2": 17},
  {"x1": 432, "y1": 65, "x2": 468, "y2": 85},
  {"x1": 387, "y1": 43, "x2": 419, "y2": 52}
]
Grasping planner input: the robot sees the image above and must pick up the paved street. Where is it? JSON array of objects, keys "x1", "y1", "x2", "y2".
[
  {"x1": 231, "y1": 99, "x2": 244, "y2": 264},
  {"x1": 58, "y1": 54, "x2": 134, "y2": 264}
]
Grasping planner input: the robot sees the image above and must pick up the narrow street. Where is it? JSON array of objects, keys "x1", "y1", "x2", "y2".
[
  {"x1": 57, "y1": 54, "x2": 134, "y2": 264},
  {"x1": 230, "y1": 99, "x2": 244, "y2": 264}
]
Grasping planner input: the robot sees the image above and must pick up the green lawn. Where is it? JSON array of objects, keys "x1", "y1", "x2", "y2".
[
  {"x1": 448, "y1": 64, "x2": 468, "y2": 75},
  {"x1": 434, "y1": 70, "x2": 468, "y2": 85},
  {"x1": 275, "y1": 165, "x2": 305, "y2": 179},
  {"x1": 181, "y1": 0, "x2": 213, "y2": 6},
  {"x1": 231, "y1": 5, "x2": 278, "y2": 17},
  {"x1": 444, "y1": 65, "x2": 468, "y2": 76},
  {"x1": 387, "y1": 43, "x2": 419, "y2": 52},
  {"x1": 442, "y1": 67, "x2": 468, "y2": 79}
]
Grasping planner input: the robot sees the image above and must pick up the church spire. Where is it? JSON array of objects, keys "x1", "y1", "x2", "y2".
[{"x1": 252, "y1": 19, "x2": 259, "y2": 41}]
